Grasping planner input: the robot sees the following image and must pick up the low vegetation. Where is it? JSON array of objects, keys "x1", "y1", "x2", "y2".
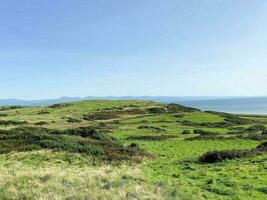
[{"x1": 0, "y1": 100, "x2": 266, "y2": 199}]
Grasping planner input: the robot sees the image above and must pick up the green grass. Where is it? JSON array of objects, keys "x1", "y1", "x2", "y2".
[{"x1": 0, "y1": 100, "x2": 267, "y2": 199}]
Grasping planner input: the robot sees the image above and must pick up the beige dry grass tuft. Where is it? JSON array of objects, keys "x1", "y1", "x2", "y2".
[{"x1": 0, "y1": 150, "x2": 163, "y2": 200}]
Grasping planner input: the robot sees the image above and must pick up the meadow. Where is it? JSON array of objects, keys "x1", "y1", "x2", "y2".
[{"x1": 0, "y1": 100, "x2": 266, "y2": 200}]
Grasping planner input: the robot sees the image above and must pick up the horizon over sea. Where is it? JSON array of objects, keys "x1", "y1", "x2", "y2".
[{"x1": 169, "y1": 97, "x2": 267, "y2": 115}]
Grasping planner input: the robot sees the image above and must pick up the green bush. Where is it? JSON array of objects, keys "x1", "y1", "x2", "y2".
[
  {"x1": 146, "y1": 107, "x2": 166, "y2": 114},
  {"x1": 63, "y1": 126, "x2": 115, "y2": 141},
  {"x1": 34, "y1": 121, "x2": 49, "y2": 125},
  {"x1": 48, "y1": 103, "x2": 70, "y2": 109},
  {"x1": 0, "y1": 120, "x2": 28, "y2": 126},
  {"x1": 66, "y1": 117, "x2": 82, "y2": 123},
  {"x1": 166, "y1": 103, "x2": 200, "y2": 113},
  {"x1": 127, "y1": 134, "x2": 178, "y2": 141},
  {"x1": 83, "y1": 112, "x2": 119, "y2": 120},
  {"x1": 0, "y1": 106, "x2": 23, "y2": 111},
  {"x1": 138, "y1": 125, "x2": 164, "y2": 131},
  {"x1": 181, "y1": 130, "x2": 191, "y2": 134},
  {"x1": 0, "y1": 126, "x2": 149, "y2": 162},
  {"x1": 193, "y1": 129, "x2": 217, "y2": 135},
  {"x1": 199, "y1": 149, "x2": 253, "y2": 163},
  {"x1": 37, "y1": 110, "x2": 50, "y2": 115},
  {"x1": 246, "y1": 125, "x2": 266, "y2": 133}
]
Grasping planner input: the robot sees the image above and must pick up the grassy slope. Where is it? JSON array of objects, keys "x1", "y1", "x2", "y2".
[{"x1": 0, "y1": 100, "x2": 266, "y2": 200}]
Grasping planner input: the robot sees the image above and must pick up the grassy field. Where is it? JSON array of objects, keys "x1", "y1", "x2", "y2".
[{"x1": 0, "y1": 100, "x2": 266, "y2": 199}]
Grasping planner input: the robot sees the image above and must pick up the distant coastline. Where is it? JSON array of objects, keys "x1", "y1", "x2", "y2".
[{"x1": 0, "y1": 96, "x2": 267, "y2": 115}]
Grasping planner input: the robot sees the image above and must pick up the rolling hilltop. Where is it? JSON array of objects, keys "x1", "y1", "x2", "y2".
[{"x1": 0, "y1": 100, "x2": 267, "y2": 199}]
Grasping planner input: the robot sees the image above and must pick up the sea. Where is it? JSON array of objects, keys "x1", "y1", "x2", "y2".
[{"x1": 169, "y1": 97, "x2": 267, "y2": 115}]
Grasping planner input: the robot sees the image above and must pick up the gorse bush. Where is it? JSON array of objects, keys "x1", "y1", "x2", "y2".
[
  {"x1": 48, "y1": 103, "x2": 70, "y2": 109},
  {"x1": 246, "y1": 125, "x2": 266, "y2": 133},
  {"x1": 199, "y1": 149, "x2": 253, "y2": 163},
  {"x1": 166, "y1": 103, "x2": 200, "y2": 113},
  {"x1": 63, "y1": 126, "x2": 115, "y2": 141},
  {"x1": 181, "y1": 130, "x2": 191, "y2": 134},
  {"x1": 138, "y1": 125, "x2": 164, "y2": 131},
  {"x1": 34, "y1": 121, "x2": 49, "y2": 126},
  {"x1": 0, "y1": 106, "x2": 23, "y2": 111},
  {"x1": 127, "y1": 134, "x2": 178, "y2": 141},
  {"x1": 146, "y1": 107, "x2": 166, "y2": 114},
  {"x1": 0, "y1": 126, "x2": 149, "y2": 162},
  {"x1": 199, "y1": 141, "x2": 267, "y2": 163},
  {"x1": 66, "y1": 117, "x2": 82, "y2": 123},
  {"x1": 37, "y1": 110, "x2": 50, "y2": 115},
  {"x1": 193, "y1": 129, "x2": 217, "y2": 135},
  {"x1": 0, "y1": 120, "x2": 28, "y2": 126},
  {"x1": 84, "y1": 112, "x2": 119, "y2": 120}
]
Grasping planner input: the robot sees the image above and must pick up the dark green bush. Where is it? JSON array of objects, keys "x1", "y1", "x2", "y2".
[
  {"x1": 63, "y1": 126, "x2": 115, "y2": 141},
  {"x1": 256, "y1": 141, "x2": 267, "y2": 152},
  {"x1": 127, "y1": 134, "x2": 178, "y2": 141},
  {"x1": 0, "y1": 120, "x2": 28, "y2": 126},
  {"x1": 173, "y1": 114, "x2": 185, "y2": 118},
  {"x1": 0, "y1": 106, "x2": 23, "y2": 111},
  {"x1": 0, "y1": 126, "x2": 149, "y2": 162},
  {"x1": 34, "y1": 121, "x2": 49, "y2": 125},
  {"x1": 37, "y1": 110, "x2": 50, "y2": 115},
  {"x1": 246, "y1": 125, "x2": 266, "y2": 133},
  {"x1": 138, "y1": 125, "x2": 164, "y2": 131},
  {"x1": 146, "y1": 107, "x2": 166, "y2": 114},
  {"x1": 224, "y1": 116, "x2": 253, "y2": 125},
  {"x1": 0, "y1": 113, "x2": 8, "y2": 117},
  {"x1": 199, "y1": 149, "x2": 253, "y2": 163},
  {"x1": 166, "y1": 103, "x2": 200, "y2": 113},
  {"x1": 83, "y1": 112, "x2": 119, "y2": 120},
  {"x1": 66, "y1": 117, "x2": 82, "y2": 123},
  {"x1": 181, "y1": 130, "x2": 191, "y2": 134},
  {"x1": 193, "y1": 129, "x2": 217, "y2": 135},
  {"x1": 48, "y1": 103, "x2": 70, "y2": 109}
]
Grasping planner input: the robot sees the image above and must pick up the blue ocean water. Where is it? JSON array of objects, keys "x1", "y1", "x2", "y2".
[{"x1": 170, "y1": 97, "x2": 267, "y2": 115}]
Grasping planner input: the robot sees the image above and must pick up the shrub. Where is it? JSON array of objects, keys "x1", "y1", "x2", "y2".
[
  {"x1": 0, "y1": 113, "x2": 8, "y2": 117},
  {"x1": 63, "y1": 126, "x2": 115, "y2": 141},
  {"x1": 0, "y1": 106, "x2": 23, "y2": 111},
  {"x1": 237, "y1": 133, "x2": 267, "y2": 141},
  {"x1": 66, "y1": 117, "x2": 82, "y2": 123},
  {"x1": 193, "y1": 129, "x2": 217, "y2": 135},
  {"x1": 138, "y1": 125, "x2": 164, "y2": 131},
  {"x1": 0, "y1": 126, "x2": 150, "y2": 162},
  {"x1": 256, "y1": 141, "x2": 267, "y2": 152},
  {"x1": 181, "y1": 130, "x2": 191, "y2": 134},
  {"x1": 224, "y1": 115, "x2": 253, "y2": 125},
  {"x1": 127, "y1": 134, "x2": 178, "y2": 141},
  {"x1": 83, "y1": 112, "x2": 119, "y2": 121},
  {"x1": 180, "y1": 120, "x2": 198, "y2": 126},
  {"x1": 166, "y1": 103, "x2": 200, "y2": 113},
  {"x1": 146, "y1": 107, "x2": 166, "y2": 114},
  {"x1": 0, "y1": 120, "x2": 28, "y2": 126},
  {"x1": 246, "y1": 125, "x2": 266, "y2": 133},
  {"x1": 173, "y1": 114, "x2": 185, "y2": 118},
  {"x1": 37, "y1": 110, "x2": 50, "y2": 115},
  {"x1": 48, "y1": 103, "x2": 70, "y2": 109},
  {"x1": 199, "y1": 149, "x2": 253, "y2": 163},
  {"x1": 34, "y1": 121, "x2": 49, "y2": 125}
]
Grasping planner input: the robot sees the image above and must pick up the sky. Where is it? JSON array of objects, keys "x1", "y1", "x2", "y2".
[{"x1": 0, "y1": 0, "x2": 267, "y2": 99}]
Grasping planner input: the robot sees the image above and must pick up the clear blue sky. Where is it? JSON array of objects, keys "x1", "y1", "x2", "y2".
[{"x1": 1, "y1": 0, "x2": 267, "y2": 99}]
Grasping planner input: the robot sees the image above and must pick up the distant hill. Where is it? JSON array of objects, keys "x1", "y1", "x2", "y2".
[
  {"x1": 0, "y1": 96, "x2": 241, "y2": 106},
  {"x1": 0, "y1": 96, "x2": 267, "y2": 114}
]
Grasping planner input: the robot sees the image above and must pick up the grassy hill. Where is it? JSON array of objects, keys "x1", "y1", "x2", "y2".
[{"x1": 0, "y1": 100, "x2": 266, "y2": 199}]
